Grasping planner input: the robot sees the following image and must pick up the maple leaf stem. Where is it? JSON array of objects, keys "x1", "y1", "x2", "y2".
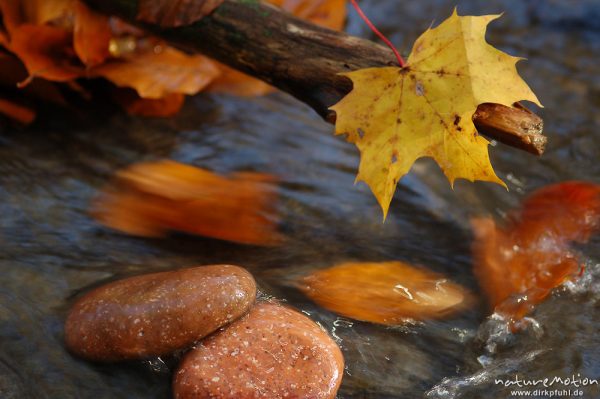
[{"x1": 349, "y1": 0, "x2": 405, "y2": 67}]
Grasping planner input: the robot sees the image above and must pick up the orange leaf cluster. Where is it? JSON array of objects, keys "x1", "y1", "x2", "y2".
[
  {"x1": 0, "y1": 0, "x2": 220, "y2": 120},
  {"x1": 0, "y1": 0, "x2": 347, "y2": 122},
  {"x1": 92, "y1": 160, "x2": 282, "y2": 246},
  {"x1": 299, "y1": 261, "x2": 472, "y2": 324},
  {"x1": 472, "y1": 181, "x2": 600, "y2": 325}
]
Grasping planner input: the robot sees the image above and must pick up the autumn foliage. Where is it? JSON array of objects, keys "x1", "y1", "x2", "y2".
[
  {"x1": 0, "y1": 0, "x2": 347, "y2": 122},
  {"x1": 472, "y1": 181, "x2": 600, "y2": 325},
  {"x1": 299, "y1": 261, "x2": 472, "y2": 324},
  {"x1": 93, "y1": 160, "x2": 282, "y2": 246},
  {"x1": 332, "y1": 10, "x2": 540, "y2": 217}
]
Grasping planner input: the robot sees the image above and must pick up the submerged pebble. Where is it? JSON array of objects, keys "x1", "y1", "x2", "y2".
[
  {"x1": 64, "y1": 265, "x2": 256, "y2": 361},
  {"x1": 173, "y1": 301, "x2": 344, "y2": 399}
]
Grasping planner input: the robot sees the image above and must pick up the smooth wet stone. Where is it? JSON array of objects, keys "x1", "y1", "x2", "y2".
[
  {"x1": 173, "y1": 301, "x2": 344, "y2": 399},
  {"x1": 64, "y1": 265, "x2": 256, "y2": 362}
]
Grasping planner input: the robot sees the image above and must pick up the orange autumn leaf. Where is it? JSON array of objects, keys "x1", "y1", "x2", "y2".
[
  {"x1": 208, "y1": 0, "x2": 347, "y2": 96},
  {"x1": 21, "y1": 0, "x2": 75, "y2": 26},
  {"x1": 73, "y1": 2, "x2": 111, "y2": 67},
  {"x1": 0, "y1": 1, "x2": 84, "y2": 83},
  {"x1": 1, "y1": 0, "x2": 220, "y2": 111},
  {"x1": 0, "y1": 24, "x2": 6, "y2": 45},
  {"x1": 0, "y1": 0, "x2": 22, "y2": 34},
  {"x1": 472, "y1": 181, "x2": 600, "y2": 323},
  {"x1": 137, "y1": 0, "x2": 223, "y2": 27},
  {"x1": 93, "y1": 160, "x2": 282, "y2": 246},
  {"x1": 7, "y1": 24, "x2": 83, "y2": 83},
  {"x1": 92, "y1": 45, "x2": 220, "y2": 99},
  {"x1": 0, "y1": 0, "x2": 345, "y2": 112},
  {"x1": 299, "y1": 261, "x2": 472, "y2": 325}
]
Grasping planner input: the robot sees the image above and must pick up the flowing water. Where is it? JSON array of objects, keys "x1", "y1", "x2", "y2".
[{"x1": 1, "y1": 0, "x2": 600, "y2": 398}]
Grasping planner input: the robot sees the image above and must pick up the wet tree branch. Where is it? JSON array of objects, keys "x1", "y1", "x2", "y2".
[{"x1": 83, "y1": 0, "x2": 546, "y2": 155}]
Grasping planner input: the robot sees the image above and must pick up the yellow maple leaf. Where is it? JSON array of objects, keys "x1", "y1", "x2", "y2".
[{"x1": 330, "y1": 9, "x2": 542, "y2": 218}]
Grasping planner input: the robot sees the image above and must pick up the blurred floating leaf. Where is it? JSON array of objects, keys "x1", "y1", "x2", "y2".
[
  {"x1": 472, "y1": 181, "x2": 600, "y2": 324},
  {"x1": 298, "y1": 261, "x2": 472, "y2": 325},
  {"x1": 93, "y1": 160, "x2": 283, "y2": 246}
]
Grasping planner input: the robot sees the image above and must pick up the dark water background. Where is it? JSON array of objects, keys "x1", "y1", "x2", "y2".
[{"x1": 1, "y1": 0, "x2": 600, "y2": 398}]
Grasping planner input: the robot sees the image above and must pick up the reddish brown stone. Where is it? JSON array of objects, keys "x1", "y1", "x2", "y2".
[
  {"x1": 64, "y1": 265, "x2": 256, "y2": 362},
  {"x1": 173, "y1": 301, "x2": 344, "y2": 399}
]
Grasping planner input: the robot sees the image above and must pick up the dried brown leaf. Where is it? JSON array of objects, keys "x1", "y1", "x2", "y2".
[
  {"x1": 21, "y1": 0, "x2": 75, "y2": 25},
  {"x1": 0, "y1": 0, "x2": 24, "y2": 35},
  {"x1": 8, "y1": 23, "x2": 83, "y2": 82},
  {"x1": 92, "y1": 45, "x2": 220, "y2": 99}
]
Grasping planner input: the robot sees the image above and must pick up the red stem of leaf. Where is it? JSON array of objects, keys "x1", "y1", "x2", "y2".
[{"x1": 349, "y1": 0, "x2": 405, "y2": 67}]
